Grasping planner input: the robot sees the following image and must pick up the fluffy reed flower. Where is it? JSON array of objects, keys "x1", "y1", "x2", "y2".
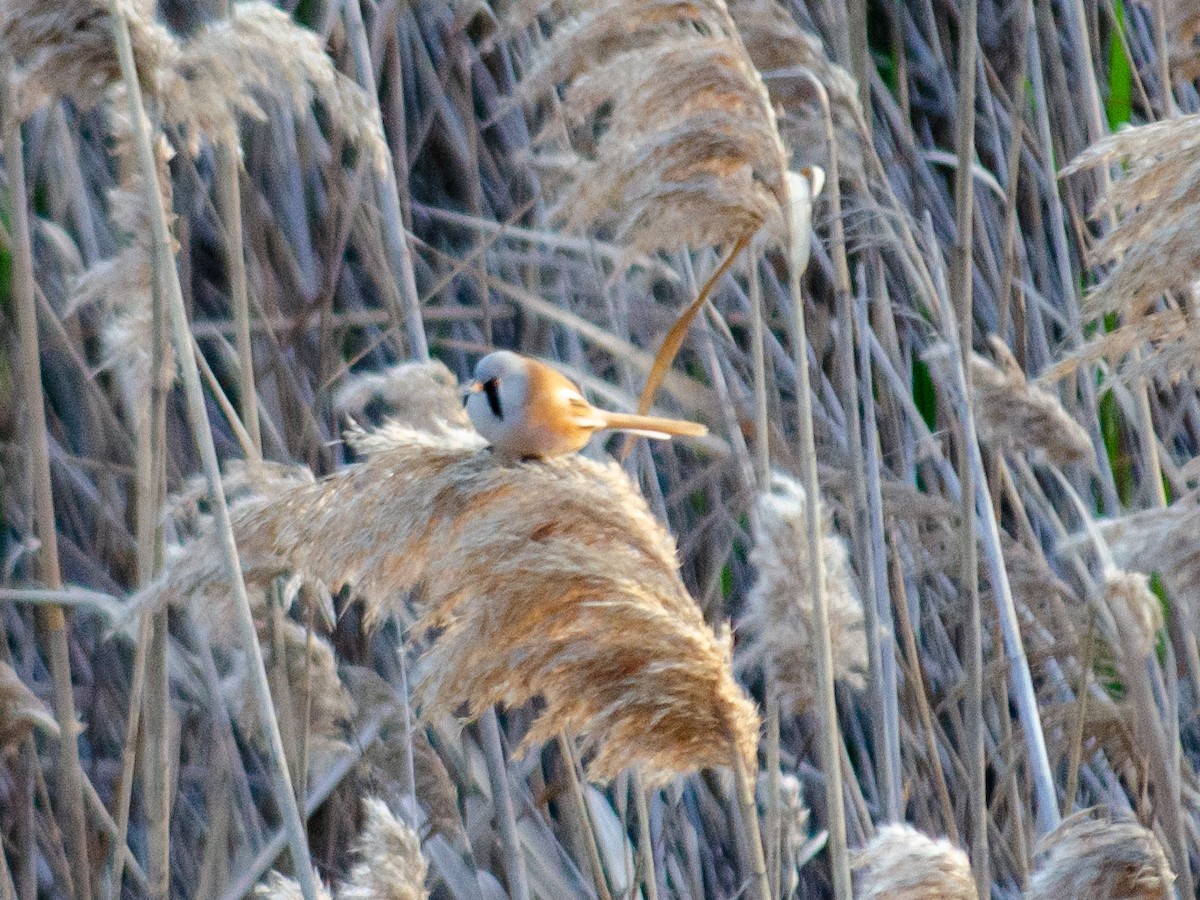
[
  {"x1": 229, "y1": 616, "x2": 355, "y2": 774},
  {"x1": 155, "y1": 2, "x2": 386, "y2": 167},
  {"x1": 727, "y1": 0, "x2": 866, "y2": 180},
  {"x1": 737, "y1": 472, "x2": 867, "y2": 713},
  {"x1": 1085, "y1": 501, "x2": 1200, "y2": 625},
  {"x1": 510, "y1": 0, "x2": 789, "y2": 255},
  {"x1": 852, "y1": 824, "x2": 975, "y2": 899},
  {"x1": 0, "y1": 661, "x2": 59, "y2": 753},
  {"x1": 1103, "y1": 569, "x2": 1164, "y2": 660},
  {"x1": 334, "y1": 360, "x2": 470, "y2": 433},
  {"x1": 1058, "y1": 114, "x2": 1200, "y2": 380},
  {"x1": 0, "y1": 0, "x2": 170, "y2": 113},
  {"x1": 1026, "y1": 807, "x2": 1174, "y2": 899},
  {"x1": 925, "y1": 338, "x2": 1093, "y2": 465},
  {"x1": 255, "y1": 871, "x2": 333, "y2": 900},
  {"x1": 142, "y1": 421, "x2": 759, "y2": 783},
  {"x1": 339, "y1": 797, "x2": 429, "y2": 900}
]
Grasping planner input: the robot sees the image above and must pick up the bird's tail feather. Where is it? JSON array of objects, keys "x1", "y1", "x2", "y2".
[{"x1": 600, "y1": 412, "x2": 707, "y2": 439}]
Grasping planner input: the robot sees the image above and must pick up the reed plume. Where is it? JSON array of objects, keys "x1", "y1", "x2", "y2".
[
  {"x1": 926, "y1": 338, "x2": 1092, "y2": 465},
  {"x1": 334, "y1": 360, "x2": 470, "y2": 433},
  {"x1": 0, "y1": 0, "x2": 169, "y2": 113},
  {"x1": 140, "y1": 419, "x2": 759, "y2": 784},
  {"x1": 737, "y1": 472, "x2": 867, "y2": 713},
  {"x1": 255, "y1": 872, "x2": 333, "y2": 900},
  {"x1": 339, "y1": 797, "x2": 429, "y2": 900},
  {"x1": 1026, "y1": 807, "x2": 1174, "y2": 899},
  {"x1": 508, "y1": 0, "x2": 789, "y2": 255},
  {"x1": 1083, "y1": 500, "x2": 1200, "y2": 624},
  {"x1": 1057, "y1": 114, "x2": 1200, "y2": 380},
  {"x1": 0, "y1": 660, "x2": 60, "y2": 753},
  {"x1": 852, "y1": 824, "x2": 976, "y2": 899}
]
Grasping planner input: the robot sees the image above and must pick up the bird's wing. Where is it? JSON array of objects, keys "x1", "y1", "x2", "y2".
[{"x1": 563, "y1": 390, "x2": 607, "y2": 429}]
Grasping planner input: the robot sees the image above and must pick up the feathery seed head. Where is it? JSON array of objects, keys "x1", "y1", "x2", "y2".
[
  {"x1": 255, "y1": 872, "x2": 332, "y2": 900},
  {"x1": 925, "y1": 339, "x2": 1093, "y2": 465},
  {"x1": 853, "y1": 824, "x2": 975, "y2": 900},
  {"x1": 142, "y1": 422, "x2": 760, "y2": 784},
  {"x1": 1026, "y1": 807, "x2": 1174, "y2": 900},
  {"x1": 334, "y1": 360, "x2": 470, "y2": 433},
  {"x1": 1102, "y1": 569, "x2": 1164, "y2": 661},
  {"x1": 738, "y1": 472, "x2": 867, "y2": 713},
  {"x1": 339, "y1": 797, "x2": 429, "y2": 900}
]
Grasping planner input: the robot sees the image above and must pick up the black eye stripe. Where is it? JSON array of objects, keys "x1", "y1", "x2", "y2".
[{"x1": 483, "y1": 378, "x2": 503, "y2": 419}]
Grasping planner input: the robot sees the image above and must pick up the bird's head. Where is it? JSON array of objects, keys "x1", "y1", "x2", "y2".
[{"x1": 464, "y1": 350, "x2": 527, "y2": 442}]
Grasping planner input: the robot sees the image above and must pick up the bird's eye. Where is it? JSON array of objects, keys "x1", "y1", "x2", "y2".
[{"x1": 483, "y1": 377, "x2": 503, "y2": 419}]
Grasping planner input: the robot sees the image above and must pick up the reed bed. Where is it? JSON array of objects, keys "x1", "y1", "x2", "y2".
[{"x1": 6, "y1": 0, "x2": 1200, "y2": 898}]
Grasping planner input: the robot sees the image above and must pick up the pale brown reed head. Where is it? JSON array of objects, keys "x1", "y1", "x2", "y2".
[
  {"x1": 334, "y1": 360, "x2": 470, "y2": 434},
  {"x1": 144, "y1": 419, "x2": 760, "y2": 784},
  {"x1": 737, "y1": 471, "x2": 867, "y2": 714},
  {"x1": 155, "y1": 2, "x2": 386, "y2": 167},
  {"x1": 339, "y1": 797, "x2": 429, "y2": 900},
  {"x1": 925, "y1": 338, "x2": 1093, "y2": 465},
  {"x1": 852, "y1": 824, "x2": 975, "y2": 900},
  {"x1": 255, "y1": 871, "x2": 333, "y2": 900},
  {"x1": 1166, "y1": 1, "x2": 1200, "y2": 81},
  {"x1": 1058, "y1": 115, "x2": 1200, "y2": 380},
  {"x1": 0, "y1": 0, "x2": 169, "y2": 114},
  {"x1": 1086, "y1": 500, "x2": 1200, "y2": 627},
  {"x1": 726, "y1": 0, "x2": 866, "y2": 180},
  {"x1": 1026, "y1": 807, "x2": 1175, "y2": 900},
  {"x1": 1102, "y1": 569, "x2": 1164, "y2": 661},
  {"x1": 230, "y1": 615, "x2": 355, "y2": 777},
  {"x1": 512, "y1": 0, "x2": 789, "y2": 256},
  {"x1": 0, "y1": 660, "x2": 60, "y2": 754}
]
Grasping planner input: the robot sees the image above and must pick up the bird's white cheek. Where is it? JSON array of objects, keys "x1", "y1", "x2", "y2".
[{"x1": 466, "y1": 394, "x2": 501, "y2": 442}]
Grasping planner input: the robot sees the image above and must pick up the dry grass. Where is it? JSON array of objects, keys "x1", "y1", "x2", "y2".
[
  {"x1": 11, "y1": 0, "x2": 1200, "y2": 896},
  {"x1": 509, "y1": 0, "x2": 788, "y2": 255},
  {"x1": 1026, "y1": 808, "x2": 1175, "y2": 900},
  {"x1": 851, "y1": 824, "x2": 975, "y2": 899}
]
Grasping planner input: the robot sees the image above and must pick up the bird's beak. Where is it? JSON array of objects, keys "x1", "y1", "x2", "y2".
[{"x1": 461, "y1": 381, "x2": 483, "y2": 401}]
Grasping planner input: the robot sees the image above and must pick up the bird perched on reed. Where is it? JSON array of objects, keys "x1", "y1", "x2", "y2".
[{"x1": 463, "y1": 350, "x2": 706, "y2": 459}]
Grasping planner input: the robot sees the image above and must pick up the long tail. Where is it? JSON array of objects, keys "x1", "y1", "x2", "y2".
[{"x1": 599, "y1": 411, "x2": 707, "y2": 440}]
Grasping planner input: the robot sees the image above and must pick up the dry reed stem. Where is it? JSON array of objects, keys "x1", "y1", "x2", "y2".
[
  {"x1": 0, "y1": 661, "x2": 59, "y2": 752},
  {"x1": 1025, "y1": 807, "x2": 1175, "y2": 900},
  {"x1": 142, "y1": 421, "x2": 759, "y2": 784},
  {"x1": 737, "y1": 472, "x2": 867, "y2": 714},
  {"x1": 852, "y1": 824, "x2": 976, "y2": 899},
  {"x1": 926, "y1": 338, "x2": 1093, "y2": 465},
  {"x1": 338, "y1": 797, "x2": 429, "y2": 900}
]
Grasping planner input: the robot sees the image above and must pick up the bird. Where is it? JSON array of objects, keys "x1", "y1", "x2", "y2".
[{"x1": 463, "y1": 350, "x2": 707, "y2": 459}]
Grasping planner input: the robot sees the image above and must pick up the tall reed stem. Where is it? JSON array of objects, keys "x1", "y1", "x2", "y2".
[
  {"x1": 792, "y1": 73, "x2": 851, "y2": 900},
  {"x1": 951, "y1": 0, "x2": 988, "y2": 891},
  {"x1": 104, "y1": 6, "x2": 318, "y2": 896},
  {"x1": 343, "y1": 0, "x2": 429, "y2": 362},
  {"x1": 1, "y1": 56, "x2": 93, "y2": 900},
  {"x1": 479, "y1": 710, "x2": 531, "y2": 900}
]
